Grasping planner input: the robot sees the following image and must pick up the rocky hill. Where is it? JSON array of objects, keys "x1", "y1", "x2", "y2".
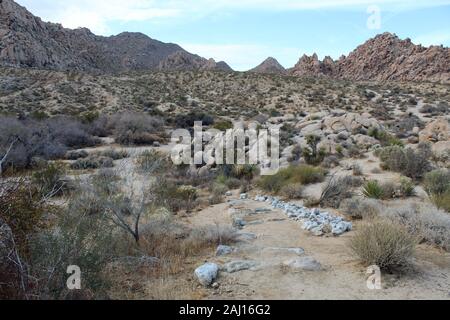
[
  {"x1": 0, "y1": 0, "x2": 230, "y2": 73},
  {"x1": 290, "y1": 33, "x2": 450, "y2": 82},
  {"x1": 158, "y1": 51, "x2": 232, "y2": 72},
  {"x1": 249, "y1": 57, "x2": 286, "y2": 74}
]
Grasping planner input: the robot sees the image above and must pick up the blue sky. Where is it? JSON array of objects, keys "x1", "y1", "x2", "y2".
[{"x1": 16, "y1": 0, "x2": 450, "y2": 70}]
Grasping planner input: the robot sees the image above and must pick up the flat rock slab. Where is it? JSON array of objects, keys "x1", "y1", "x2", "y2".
[
  {"x1": 283, "y1": 256, "x2": 322, "y2": 271},
  {"x1": 222, "y1": 260, "x2": 259, "y2": 273},
  {"x1": 264, "y1": 247, "x2": 305, "y2": 256}
]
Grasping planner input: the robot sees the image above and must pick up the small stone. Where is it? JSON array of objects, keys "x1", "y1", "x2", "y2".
[
  {"x1": 195, "y1": 263, "x2": 219, "y2": 286},
  {"x1": 211, "y1": 282, "x2": 220, "y2": 289},
  {"x1": 223, "y1": 260, "x2": 259, "y2": 273},
  {"x1": 283, "y1": 257, "x2": 322, "y2": 271},
  {"x1": 225, "y1": 191, "x2": 232, "y2": 196},
  {"x1": 216, "y1": 245, "x2": 233, "y2": 256},
  {"x1": 240, "y1": 193, "x2": 248, "y2": 199}
]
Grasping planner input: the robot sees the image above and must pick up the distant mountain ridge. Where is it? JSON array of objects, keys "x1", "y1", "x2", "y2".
[{"x1": 0, "y1": 0, "x2": 231, "y2": 73}]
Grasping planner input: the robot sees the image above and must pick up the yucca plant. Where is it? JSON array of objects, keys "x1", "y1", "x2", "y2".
[{"x1": 362, "y1": 180, "x2": 384, "y2": 199}]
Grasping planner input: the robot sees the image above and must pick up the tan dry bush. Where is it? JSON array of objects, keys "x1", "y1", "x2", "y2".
[
  {"x1": 350, "y1": 220, "x2": 416, "y2": 269},
  {"x1": 340, "y1": 197, "x2": 380, "y2": 220}
]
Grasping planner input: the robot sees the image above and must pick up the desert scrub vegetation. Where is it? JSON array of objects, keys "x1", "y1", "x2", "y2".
[
  {"x1": 383, "y1": 204, "x2": 450, "y2": 251},
  {"x1": 257, "y1": 164, "x2": 326, "y2": 194},
  {"x1": 70, "y1": 155, "x2": 114, "y2": 170},
  {"x1": 423, "y1": 169, "x2": 450, "y2": 212},
  {"x1": 319, "y1": 175, "x2": 363, "y2": 208},
  {"x1": 375, "y1": 143, "x2": 432, "y2": 180},
  {"x1": 136, "y1": 150, "x2": 171, "y2": 173},
  {"x1": 350, "y1": 220, "x2": 416, "y2": 270},
  {"x1": 340, "y1": 197, "x2": 380, "y2": 220},
  {"x1": 0, "y1": 115, "x2": 100, "y2": 174},
  {"x1": 110, "y1": 112, "x2": 167, "y2": 145},
  {"x1": 302, "y1": 135, "x2": 327, "y2": 165}
]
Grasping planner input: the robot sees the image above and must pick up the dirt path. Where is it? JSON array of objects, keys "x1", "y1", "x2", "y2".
[{"x1": 186, "y1": 191, "x2": 450, "y2": 300}]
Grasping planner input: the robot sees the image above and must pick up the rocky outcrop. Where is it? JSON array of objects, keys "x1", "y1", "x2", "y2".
[
  {"x1": 290, "y1": 54, "x2": 336, "y2": 77},
  {"x1": 249, "y1": 57, "x2": 286, "y2": 74},
  {"x1": 158, "y1": 51, "x2": 232, "y2": 71},
  {"x1": 419, "y1": 118, "x2": 449, "y2": 142},
  {"x1": 0, "y1": 0, "x2": 232, "y2": 73},
  {"x1": 290, "y1": 33, "x2": 450, "y2": 83}
]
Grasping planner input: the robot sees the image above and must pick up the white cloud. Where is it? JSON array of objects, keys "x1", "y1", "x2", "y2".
[
  {"x1": 16, "y1": 0, "x2": 450, "y2": 35},
  {"x1": 180, "y1": 43, "x2": 303, "y2": 71}
]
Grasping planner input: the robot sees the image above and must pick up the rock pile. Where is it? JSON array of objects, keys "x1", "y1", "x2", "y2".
[{"x1": 254, "y1": 195, "x2": 352, "y2": 236}]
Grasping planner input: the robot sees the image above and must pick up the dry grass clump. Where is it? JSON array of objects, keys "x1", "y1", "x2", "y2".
[
  {"x1": 340, "y1": 197, "x2": 380, "y2": 220},
  {"x1": 319, "y1": 175, "x2": 362, "y2": 208},
  {"x1": 280, "y1": 183, "x2": 304, "y2": 200},
  {"x1": 423, "y1": 169, "x2": 450, "y2": 212},
  {"x1": 350, "y1": 220, "x2": 416, "y2": 270}
]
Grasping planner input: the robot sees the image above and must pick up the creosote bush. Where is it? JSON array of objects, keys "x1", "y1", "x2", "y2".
[
  {"x1": 350, "y1": 220, "x2": 416, "y2": 270},
  {"x1": 375, "y1": 143, "x2": 432, "y2": 180},
  {"x1": 257, "y1": 165, "x2": 326, "y2": 194}
]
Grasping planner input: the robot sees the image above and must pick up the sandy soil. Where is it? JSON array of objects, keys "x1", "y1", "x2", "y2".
[{"x1": 184, "y1": 191, "x2": 450, "y2": 300}]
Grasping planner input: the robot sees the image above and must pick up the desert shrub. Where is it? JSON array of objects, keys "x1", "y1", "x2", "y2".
[
  {"x1": 280, "y1": 183, "x2": 304, "y2": 200},
  {"x1": 97, "y1": 148, "x2": 129, "y2": 160},
  {"x1": 319, "y1": 175, "x2": 360, "y2": 208},
  {"x1": 186, "y1": 225, "x2": 238, "y2": 248},
  {"x1": 399, "y1": 177, "x2": 416, "y2": 197},
  {"x1": 257, "y1": 165, "x2": 326, "y2": 193},
  {"x1": 231, "y1": 164, "x2": 258, "y2": 181},
  {"x1": 209, "y1": 184, "x2": 226, "y2": 205},
  {"x1": 29, "y1": 202, "x2": 123, "y2": 299},
  {"x1": 173, "y1": 111, "x2": 214, "y2": 129},
  {"x1": 213, "y1": 120, "x2": 233, "y2": 131},
  {"x1": 136, "y1": 150, "x2": 171, "y2": 174},
  {"x1": 91, "y1": 169, "x2": 121, "y2": 196},
  {"x1": 423, "y1": 169, "x2": 450, "y2": 197},
  {"x1": 0, "y1": 116, "x2": 100, "y2": 172},
  {"x1": 352, "y1": 164, "x2": 363, "y2": 176},
  {"x1": 215, "y1": 174, "x2": 242, "y2": 190},
  {"x1": 31, "y1": 163, "x2": 66, "y2": 198},
  {"x1": 0, "y1": 180, "x2": 47, "y2": 253},
  {"x1": 350, "y1": 220, "x2": 416, "y2": 269},
  {"x1": 303, "y1": 135, "x2": 326, "y2": 165},
  {"x1": 111, "y1": 112, "x2": 165, "y2": 145},
  {"x1": 71, "y1": 156, "x2": 114, "y2": 170},
  {"x1": 66, "y1": 150, "x2": 89, "y2": 160},
  {"x1": 423, "y1": 169, "x2": 450, "y2": 212},
  {"x1": 152, "y1": 179, "x2": 198, "y2": 212},
  {"x1": 46, "y1": 116, "x2": 100, "y2": 149},
  {"x1": 362, "y1": 180, "x2": 384, "y2": 199},
  {"x1": 384, "y1": 204, "x2": 450, "y2": 251},
  {"x1": 340, "y1": 197, "x2": 380, "y2": 220},
  {"x1": 321, "y1": 155, "x2": 340, "y2": 168},
  {"x1": 376, "y1": 143, "x2": 431, "y2": 180}
]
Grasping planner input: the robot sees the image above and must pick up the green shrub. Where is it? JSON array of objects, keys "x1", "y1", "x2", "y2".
[
  {"x1": 362, "y1": 180, "x2": 384, "y2": 199},
  {"x1": 399, "y1": 177, "x2": 416, "y2": 197},
  {"x1": 376, "y1": 144, "x2": 431, "y2": 180},
  {"x1": 424, "y1": 169, "x2": 450, "y2": 212},
  {"x1": 213, "y1": 120, "x2": 233, "y2": 131},
  {"x1": 302, "y1": 135, "x2": 326, "y2": 165},
  {"x1": 350, "y1": 220, "x2": 416, "y2": 269},
  {"x1": 257, "y1": 165, "x2": 326, "y2": 193}
]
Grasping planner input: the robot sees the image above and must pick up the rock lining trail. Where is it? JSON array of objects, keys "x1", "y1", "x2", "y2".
[{"x1": 187, "y1": 191, "x2": 450, "y2": 300}]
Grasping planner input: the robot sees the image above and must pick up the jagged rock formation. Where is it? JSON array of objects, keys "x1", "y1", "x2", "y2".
[
  {"x1": 158, "y1": 51, "x2": 232, "y2": 71},
  {"x1": 0, "y1": 0, "x2": 231, "y2": 73},
  {"x1": 249, "y1": 57, "x2": 286, "y2": 74},
  {"x1": 290, "y1": 33, "x2": 450, "y2": 82}
]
